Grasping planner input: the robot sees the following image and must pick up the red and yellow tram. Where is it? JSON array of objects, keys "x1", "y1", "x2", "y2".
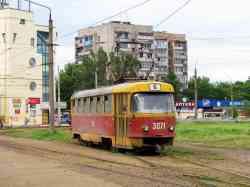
[{"x1": 71, "y1": 81, "x2": 176, "y2": 151}]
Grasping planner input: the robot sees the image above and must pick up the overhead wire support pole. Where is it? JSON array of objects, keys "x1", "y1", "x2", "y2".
[
  {"x1": 57, "y1": 66, "x2": 61, "y2": 125},
  {"x1": 48, "y1": 12, "x2": 55, "y2": 131},
  {"x1": 194, "y1": 65, "x2": 198, "y2": 120}
]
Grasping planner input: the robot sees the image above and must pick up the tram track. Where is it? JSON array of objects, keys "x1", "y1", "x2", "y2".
[
  {"x1": 0, "y1": 138, "x2": 194, "y2": 187},
  {"x1": 1, "y1": 136, "x2": 250, "y2": 186},
  {"x1": 134, "y1": 155, "x2": 250, "y2": 187},
  {"x1": 0, "y1": 139, "x2": 150, "y2": 169}
]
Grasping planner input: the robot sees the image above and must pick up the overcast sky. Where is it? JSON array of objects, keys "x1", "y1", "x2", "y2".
[{"x1": 27, "y1": 0, "x2": 250, "y2": 82}]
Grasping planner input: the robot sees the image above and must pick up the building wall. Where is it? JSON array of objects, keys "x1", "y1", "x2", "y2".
[{"x1": 0, "y1": 8, "x2": 48, "y2": 126}]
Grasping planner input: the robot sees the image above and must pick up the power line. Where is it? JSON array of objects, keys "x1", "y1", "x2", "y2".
[
  {"x1": 59, "y1": 0, "x2": 153, "y2": 39},
  {"x1": 154, "y1": 0, "x2": 192, "y2": 29}
]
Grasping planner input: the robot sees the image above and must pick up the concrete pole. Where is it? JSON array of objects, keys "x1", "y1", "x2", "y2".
[
  {"x1": 3, "y1": 20, "x2": 8, "y2": 125},
  {"x1": 57, "y1": 66, "x2": 61, "y2": 125},
  {"x1": 48, "y1": 13, "x2": 55, "y2": 131},
  {"x1": 95, "y1": 70, "x2": 98, "y2": 88},
  {"x1": 230, "y1": 82, "x2": 234, "y2": 119},
  {"x1": 194, "y1": 66, "x2": 198, "y2": 120}
]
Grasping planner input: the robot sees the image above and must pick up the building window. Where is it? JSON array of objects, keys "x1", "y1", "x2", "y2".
[
  {"x1": 30, "y1": 37, "x2": 35, "y2": 47},
  {"x1": 147, "y1": 53, "x2": 152, "y2": 59},
  {"x1": 29, "y1": 57, "x2": 36, "y2": 67},
  {"x1": 13, "y1": 33, "x2": 17, "y2": 44},
  {"x1": 97, "y1": 36, "x2": 101, "y2": 42},
  {"x1": 116, "y1": 32, "x2": 129, "y2": 40},
  {"x1": 84, "y1": 35, "x2": 93, "y2": 47},
  {"x1": 139, "y1": 52, "x2": 144, "y2": 58},
  {"x1": 2, "y1": 33, "x2": 6, "y2": 43},
  {"x1": 30, "y1": 82, "x2": 37, "y2": 91},
  {"x1": 120, "y1": 43, "x2": 128, "y2": 49},
  {"x1": 20, "y1": 19, "x2": 26, "y2": 25}
]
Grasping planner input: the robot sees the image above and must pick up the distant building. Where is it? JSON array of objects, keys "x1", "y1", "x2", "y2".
[
  {"x1": 75, "y1": 21, "x2": 188, "y2": 88},
  {"x1": 154, "y1": 32, "x2": 188, "y2": 88},
  {"x1": 0, "y1": 5, "x2": 51, "y2": 126}
]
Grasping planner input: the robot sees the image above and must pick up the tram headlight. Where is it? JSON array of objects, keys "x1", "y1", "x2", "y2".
[
  {"x1": 169, "y1": 126, "x2": 175, "y2": 132},
  {"x1": 144, "y1": 126, "x2": 150, "y2": 132}
]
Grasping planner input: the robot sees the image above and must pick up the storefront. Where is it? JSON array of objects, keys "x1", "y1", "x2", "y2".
[
  {"x1": 6, "y1": 97, "x2": 42, "y2": 127},
  {"x1": 176, "y1": 101, "x2": 196, "y2": 120}
]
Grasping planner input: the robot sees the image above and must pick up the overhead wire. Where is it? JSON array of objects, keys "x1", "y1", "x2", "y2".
[
  {"x1": 59, "y1": 0, "x2": 153, "y2": 40},
  {"x1": 154, "y1": 0, "x2": 192, "y2": 29}
]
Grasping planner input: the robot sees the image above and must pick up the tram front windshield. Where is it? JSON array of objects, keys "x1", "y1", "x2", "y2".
[{"x1": 132, "y1": 93, "x2": 175, "y2": 113}]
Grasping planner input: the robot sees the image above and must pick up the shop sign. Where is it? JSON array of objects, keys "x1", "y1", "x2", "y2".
[
  {"x1": 12, "y1": 98, "x2": 22, "y2": 109},
  {"x1": 176, "y1": 102, "x2": 195, "y2": 107},
  {"x1": 27, "y1": 98, "x2": 40, "y2": 105},
  {"x1": 198, "y1": 99, "x2": 243, "y2": 108}
]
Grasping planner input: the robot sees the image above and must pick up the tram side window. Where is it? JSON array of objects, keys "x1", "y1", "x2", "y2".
[
  {"x1": 77, "y1": 99, "x2": 81, "y2": 113},
  {"x1": 97, "y1": 96, "x2": 104, "y2": 113},
  {"x1": 72, "y1": 100, "x2": 76, "y2": 112},
  {"x1": 80, "y1": 98, "x2": 84, "y2": 113},
  {"x1": 90, "y1": 97, "x2": 97, "y2": 113},
  {"x1": 84, "y1": 97, "x2": 90, "y2": 113},
  {"x1": 104, "y1": 95, "x2": 112, "y2": 113}
]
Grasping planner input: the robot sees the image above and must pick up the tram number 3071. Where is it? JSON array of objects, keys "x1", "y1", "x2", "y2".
[{"x1": 152, "y1": 122, "x2": 166, "y2": 130}]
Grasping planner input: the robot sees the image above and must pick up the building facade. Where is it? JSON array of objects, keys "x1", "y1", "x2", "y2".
[
  {"x1": 154, "y1": 32, "x2": 188, "y2": 88},
  {"x1": 0, "y1": 7, "x2": 50, "y2": 126},
  {"x1": 75, "y1": 21, "x2": 188, "y2": 87}
]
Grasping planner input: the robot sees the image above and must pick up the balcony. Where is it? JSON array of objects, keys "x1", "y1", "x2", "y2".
[{"x1": 174, "y1": 46, "x2": 184, "y2": 50}]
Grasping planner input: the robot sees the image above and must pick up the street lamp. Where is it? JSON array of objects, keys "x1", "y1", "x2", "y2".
[{"x1": 24, "y1": 0, "x2": 55, "y2": 131}]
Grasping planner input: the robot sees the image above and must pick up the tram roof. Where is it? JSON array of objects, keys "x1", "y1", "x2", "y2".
[{"x1": 71, "y1": 81, "x2": 174, "y2": 99}]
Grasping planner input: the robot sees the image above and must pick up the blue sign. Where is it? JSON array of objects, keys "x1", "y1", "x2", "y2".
[{"x1": 197, "y1": 99, "x2": 243, "y2": 108}]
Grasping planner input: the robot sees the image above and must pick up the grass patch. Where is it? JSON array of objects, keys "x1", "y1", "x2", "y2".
[
  {"x1": 176, "y1": 122, "x2": 250, "y2": 149},
  {"x1": 1, "y1": 128, "x2": 72, "y2": 143},
  {"x1": 1, "y1": 122, "x2": 250, "y2": 149},
  {"x1": 199, "y1": 175, "x2": 218, "y2": 182},
  {"x1": 161, "y1": 147, "x2": 193, "y2": 157}
]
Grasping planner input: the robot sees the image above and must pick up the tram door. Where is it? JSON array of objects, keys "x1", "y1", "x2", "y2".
[{"x1": 114, "y1": 94, "x2": 128, "y2": 147}]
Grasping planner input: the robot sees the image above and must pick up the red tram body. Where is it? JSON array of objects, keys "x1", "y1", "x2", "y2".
[{"x1": 71, "y1": 81, "x2": 176, "y2": 151}]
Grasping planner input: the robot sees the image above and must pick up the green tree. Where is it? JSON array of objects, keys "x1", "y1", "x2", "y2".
[
  {"x1": 186, "y1": 76, "x2": 214, "y2": 100},
  {"x1": 109, "y1": 52, "x2": 141, "y2": 82},
  {"x1": 59, "y1": 49, "x2": 142, "y2": 107},
  {"x1": 60, "y1": 63, "x2": 87, "y2": 108},
  {"x1": 89, "y1": 48, "x2": 109, "y2": 86},
  {"x1": 162, "y1": 72, "x2": 182, "y2": 99}
]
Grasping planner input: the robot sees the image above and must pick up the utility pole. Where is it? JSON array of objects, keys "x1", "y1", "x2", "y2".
[
  {"x1": 230, "y1": 82, "x2": 234, "y2": 119},
  {"x1": 3, "y1": 27, "x2": 7, "y2": 125},
  {"x1": 57, "y1": 66, "x2": 61, "y2": 125},
  {"x1": 95, "y1": 68, "x2": 98, "y2": 88},
  {"x1": 194, "y1": 65, "x2": 198, "y2": 120},
  {"x1": 48, "y1": 13, "x2": 55, "y2": 131}
]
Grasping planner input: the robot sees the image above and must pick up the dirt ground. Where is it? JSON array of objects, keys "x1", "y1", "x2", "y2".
[{"x1": 0, "y1": 135, "x2": 250, "y2": 187}]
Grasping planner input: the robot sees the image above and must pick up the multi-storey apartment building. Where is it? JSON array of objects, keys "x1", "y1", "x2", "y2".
[
  {"x1": 76, "y1": 21, "x2": 154, "y2": 77},
  {"x1": 0, "y1": 4, "x2": 50, "y2": 126},
  {"x1": 154, "y1": 32, "x2": 188, "y2": 88},
  {"x1": 75, "y1": 21, "x2": 188, "y2": 87}
]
